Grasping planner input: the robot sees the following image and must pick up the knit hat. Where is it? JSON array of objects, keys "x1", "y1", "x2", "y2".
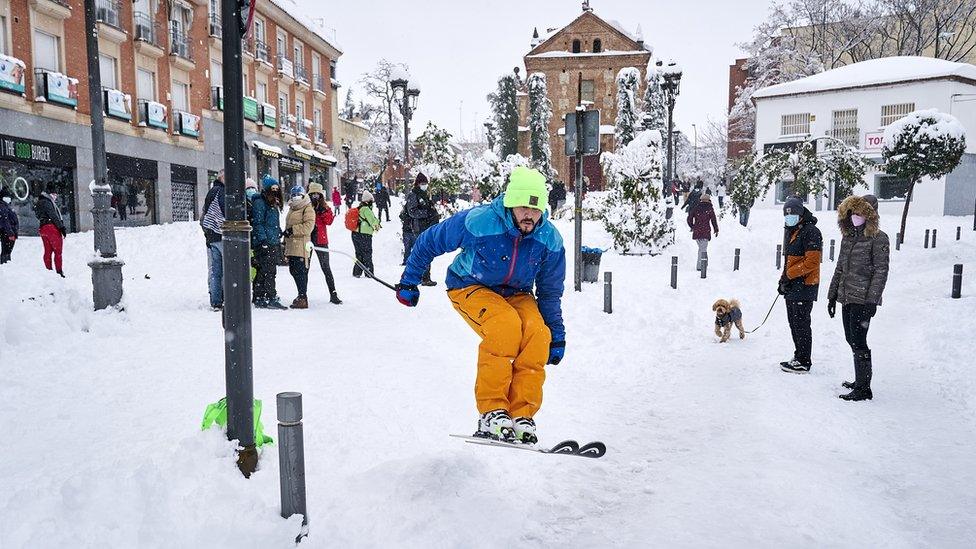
[
  {"x1": 244, "y1": 177, "x2": 258, "y2": 190},
  {"x1": 503, "y1": 167, "x2": 548, "y2": 211},
  {"x1": 262, "y1": 175, "x2": 279, "y2": 190},
  {"x1": 414, "y1": 173, "x2": 428, "y2": 186},
  {"x1": 290, "y1": 184, "x2": 305, "y2": 198},
  {"x1": 862, "y1": 194, "x2": 879, "y2": 211},
  {"x1": 308, "y1": 182, "x2": 325, "y2": 196},
  {"x1": 783, "y1": 197, "x2": 804, "y2": 216},
  {"x1": 360, "y1": 190, "x2": 374, "y2": 203}
]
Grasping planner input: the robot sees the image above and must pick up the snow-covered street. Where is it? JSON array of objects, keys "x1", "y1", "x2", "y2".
[{"x1": 1, "y1": 202, "x2": 974, "y2": 547}]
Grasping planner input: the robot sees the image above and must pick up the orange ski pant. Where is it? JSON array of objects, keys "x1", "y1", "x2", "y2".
[{"x1": 448, "y1": 285, "x2": 551, "y2": 418}]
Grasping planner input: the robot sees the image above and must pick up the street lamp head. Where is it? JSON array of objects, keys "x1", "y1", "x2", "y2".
[
  {"x1": 663, "y1": 61, "x2": 683, "y2": 96},
  {"x1": 341, "y1": 143, "x2": 350, "y2": 153},
  {"x1": 391, "y1": 77, "x2": 408, "y2": 103},
  {"x1": 407, "y1": 87, "x2": 420, "y2": 112}
]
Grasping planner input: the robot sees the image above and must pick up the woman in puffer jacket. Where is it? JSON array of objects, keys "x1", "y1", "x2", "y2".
[
  {"x1": 283, "y1": 184, "x2": 315, "y2": 309},
  {"x1": 827, "y1": 194, "x2": 889, "y2": 401}
]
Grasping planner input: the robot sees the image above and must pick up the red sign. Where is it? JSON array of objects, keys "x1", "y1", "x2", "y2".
[{"x1": 864, "y1": 131, "x2": 885, "y2": 151}]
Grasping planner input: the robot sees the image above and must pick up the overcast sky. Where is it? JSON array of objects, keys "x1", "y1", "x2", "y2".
[{"x1": 303, "y1": 0, "x2": 773, "y2": 142}]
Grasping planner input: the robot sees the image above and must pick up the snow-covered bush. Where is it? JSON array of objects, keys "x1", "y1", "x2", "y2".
[
  {"x1": 615, "y1": 67, "x2": 641, "y2": 148},
  {"x1": 488, "y1": 73, "x2": 519, "y2": 158},
  {"x1": 642, "y1": 60, "x2": 666, "y2": 132},
  {"x1": 600, "y1": 130, "x2": 675, "y2": 254},
  {"x1": 882, "y1": 109, "x2": 967, "y2": 239},
  {"x1": 412, "y1": 122, "x2": 463, "y2": 198},
  {"x1": 758, "y1": 139, "x2": 865, "y2": 199},
  {"x1": 463, "y1": 150, "x2": 529, "y2": 202},
  {"x1": 527, "y1": 72, "x2": 555, "y2": 180}
]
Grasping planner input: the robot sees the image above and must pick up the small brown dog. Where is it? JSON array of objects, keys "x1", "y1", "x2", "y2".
[{"x1": 712, "y1": 299, "x2": 745, "y2": 343}]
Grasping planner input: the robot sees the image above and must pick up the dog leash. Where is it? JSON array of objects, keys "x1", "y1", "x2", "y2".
[
  {"x1": 309, "y1": 244, "x2": 398, "y2": 292},
  {"x1": 745, "y1": 294, "x2": 781, "y2": 334}
]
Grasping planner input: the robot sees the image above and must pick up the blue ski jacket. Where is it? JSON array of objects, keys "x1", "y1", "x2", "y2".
[
  {"x1": 250, "y1": 194, "x2": 281, "y2": 247},
  {"x1": 401, "y1": 194, "x2": 566, "y2": 341}
]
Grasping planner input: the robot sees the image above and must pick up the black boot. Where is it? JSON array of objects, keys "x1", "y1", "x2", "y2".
[
  {"x1": 329, "y1": 292, "x2": 343, "y2": 304},
  {"x1": 840, "y1": 351, "x2": 873, "y2": 401}
]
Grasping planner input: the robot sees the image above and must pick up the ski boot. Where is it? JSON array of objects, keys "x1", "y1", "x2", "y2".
[
  {"x1": 474, "y1": 409, "x2": 516, "y2": 442},
  {"x1": 513, "y1": 417, "x2": 538, "y2": 445},
  {"x1": 780, "y1": 359, "x2": 810, "y2": 374}
]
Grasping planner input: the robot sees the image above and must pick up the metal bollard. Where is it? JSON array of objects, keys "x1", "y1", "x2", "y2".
[
  {"x1": 700, "y1": 255, "x2": 708, "y2": 279},
  {"x1": 733, "y1": 248, "x2": 740, "y2": 272},
  {"x1": 603, "y1": 272, "x2": 612, "y2": 314},
  {"x1": 957, "y1": 226, "x2": 961, "y2": 240},
  {"x1": 896, "y1": 232, "x2": 901, "y2": 251},
  {"x1": 776, "y1": 244, "x2": 782, "y2": 270},
  {"x1": 829, "y1": 239, "x2": 835, "y2": 261},
  {"x1": 924, "y1": 229, "x2": 930, "y2": 248},
  {"x1": 670, "y1": 256, "x2": 678, "y2": 290},
  {"x1": 932, "y1": 229, "x2": 938, "y2": 248},
  {"x1": 952, "y1": 264, "x2": 963, "y2": 299},
  {"x1": 277, "y1": 392, "x2": 308, "y2": 541}
]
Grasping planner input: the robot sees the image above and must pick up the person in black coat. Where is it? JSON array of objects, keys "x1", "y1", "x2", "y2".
[
  {"x1": 401, "y1": 173, "x2": 439, "y2": 285},
  {"x1": 375, "y1": 183, "x2": 391, "y2": 222},
  {"x1": 0, "y1": 187, "x2": 18, "y2": 264},
  {"x1": 33, "y1": 182, "x2": 67, "y2": 276},
  {"x1": 778, "y1": 197, "x2": 823, "y2": 374}
]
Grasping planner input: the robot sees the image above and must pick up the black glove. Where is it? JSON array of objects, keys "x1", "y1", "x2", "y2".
[
  {"x1": 283, "y1": 228, "x2": 294, "y2": 238},
  {"x1": 59, "y1": 227, "x2": 67, "y2": 238},
  {"x1": 827, "y1": 299, "x2": 836, "y2": 318},
  {"x1": 548, "y1": 341, "x2": 565, "y2": 365},
  {"x1": 777, "y1": 278, "x2": 788, "y2": 296}
]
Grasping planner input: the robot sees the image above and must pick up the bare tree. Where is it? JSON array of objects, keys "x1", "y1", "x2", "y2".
[{"x1": 358, "y1": 60, "x2": 406, "y2": 175}]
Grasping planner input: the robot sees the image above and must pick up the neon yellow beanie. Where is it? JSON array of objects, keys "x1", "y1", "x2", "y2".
[{"x1": 503, "y1": 167, "x2": 548, "y2": 211}]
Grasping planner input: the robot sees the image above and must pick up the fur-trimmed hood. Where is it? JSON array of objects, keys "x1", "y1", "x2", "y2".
[{"x1": 837, "y1": 195, "x2": 880, "y2": 237}]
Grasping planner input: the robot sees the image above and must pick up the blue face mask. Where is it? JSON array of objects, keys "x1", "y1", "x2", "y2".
[{"x1": 784, "y1": 214, "x2": 800, "y2": 227}]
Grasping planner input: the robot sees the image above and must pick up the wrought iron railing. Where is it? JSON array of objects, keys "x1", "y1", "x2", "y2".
[
  {"x1": 209, "y1": 14, "x2": 222, "y2": 37},
  {"x1": 95, "y1": 0, "x2": 122, "y2": 29},
  {"x1": 276, "y1": 53, "x2": 293, "y2": 78},
  {"x1": 254, "y1": 39, "x2": 270, "y2": 63},
  {"x1": 211, "y1": 86, "x2": 223, "y2": 110},
  {"x1": 314, "y1": 129, "x2": 326, "y2": 143},
  {"x1": 170, "y1": 27, "x2": 193, "y2": 61},
  {"x1": 313, "y1": 73, "x2": 326, "y2": 92},
  {"x1": 294, "y1": 64, "x2": 308, "y2": 84},
  {"x1": 279, "y1": 114, "x2": 296, "y2": 133},
  {"x1": 133, "y1": 12, "x2": 161, "y2": 47},
  {"x1": 829, "y1": 127, "x2": 860, "y2": 147}
]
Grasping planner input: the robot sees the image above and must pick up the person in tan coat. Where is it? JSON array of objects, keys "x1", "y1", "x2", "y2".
[{"x1": 284, "y1": 184, "x2": 315, "y2": 309}]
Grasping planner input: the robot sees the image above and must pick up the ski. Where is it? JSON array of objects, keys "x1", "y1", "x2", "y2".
[{"x1": 450, "y1": 435, "x2": 606, "y2": 459}]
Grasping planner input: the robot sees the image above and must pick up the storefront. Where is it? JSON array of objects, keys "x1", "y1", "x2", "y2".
[
  {"x1": 277, "y1": 155, "x2": 304, "y2": 190},
  {"x1": 0, "y1": 134, "x2": 77, "y2": 235},
  {"x1": 252, "y1": 141, "x2": 281, "y2": 181},
  {"x1": 171, "y1": 164, "x2": 198, "y2": 222},
  {"x1": 107, "y1": 153, "x2": 158, "y2": 227}
]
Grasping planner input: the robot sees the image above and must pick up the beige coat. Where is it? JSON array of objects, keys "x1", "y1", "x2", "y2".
[{"x1": 284, "y1": 195, "x2": 315, "y2": 258}]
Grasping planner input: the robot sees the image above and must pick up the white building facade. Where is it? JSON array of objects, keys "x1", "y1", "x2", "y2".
[{"x1": 752, "y1": 57, "x2": 976, "y2": 218}]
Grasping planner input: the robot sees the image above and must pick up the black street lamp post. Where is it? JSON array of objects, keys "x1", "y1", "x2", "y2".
[
  {"x1": 661, "y1": 62, "x2": 683, "y2": 206},
  {"x1": 391, "y1": 75, "x2": 420, "y2": 169}
]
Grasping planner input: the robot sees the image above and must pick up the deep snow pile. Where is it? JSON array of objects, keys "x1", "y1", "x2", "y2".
[{"x1": 1, "y1": 201, "x2": 975, "y2": 547}]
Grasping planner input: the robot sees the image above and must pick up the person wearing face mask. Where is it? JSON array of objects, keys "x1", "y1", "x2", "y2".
[
  {"x1": 827, "y1": 195, "x2": 889, "y2": 401},
  {"x1": 394, "y1": 167, "x2": 566, "y2": 445},
  {"x1": 33, "y1": 182, "x2": 67, "y2": 277},
  {"x1": 251, "y1": 175, "x2": 287, "y2": 310},
  {"x1": 401, "y1": 173, "x2": 440, "y2": 285},
  {"x1": 778, "y1": 196, "x2": 823, "y2": 374},
  {"x1": 0, "y1": 188, "x2": 18, "y2": 264}
]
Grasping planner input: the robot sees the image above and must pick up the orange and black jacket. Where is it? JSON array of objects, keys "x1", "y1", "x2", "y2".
[{"x1": 781, "y1": 208, "x2": 823, "y2": 302}]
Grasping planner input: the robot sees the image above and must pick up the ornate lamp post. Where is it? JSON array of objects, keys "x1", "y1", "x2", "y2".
[
  {"x1": 391, "y1": 76, "x2": 420, "y2": 167},
  {"x1": 661, "y1": 62, "x2": 683, "y2": 201}
]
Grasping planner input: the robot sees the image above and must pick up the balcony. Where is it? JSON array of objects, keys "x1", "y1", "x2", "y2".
[
  {"x1": 95, "y1": 0, "x2": 121, "y2": 28},
  {"x1": 34, "y1": 68, "x2": 78, "y2": 108},
  {"x1": 276, "y1": 54, "x2": 294, "y2": 84},
  {"x1": 295, "y1": 65, "x2": 310, "y2": 90},
  {"x1": 138, "y1": 99, "x2": 168, "y2": 130},
  {"x1": 312, "y1": 73, "x2": 327, "y2": 97},
  {"x1": 254, "y1": 40, "x2": 272, "y2": 73},
  {"x1": 279, "y1": 114, "x2": 296, "y2": 134},
  {"x1": 211, "y1": 86, "x2": 223, "y2": 111},
  {"x1": 29, "y1": 0, "x2": 71, "y2": 20},
  {"x1": 103, "y1": 87, "x2": 132, "y2": 120},
  {"x1": 314, "y1": 129, "x2": 326, "y2": 145},
  {"x1": 133, "y1": 13, "x2": 164, "y2": 58},
  {"x1": 169, "y1": 27, "x2": 194, "y2": 70}
]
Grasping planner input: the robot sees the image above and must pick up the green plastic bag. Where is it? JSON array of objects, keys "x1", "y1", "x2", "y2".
[{"x1": 201, "y1": 397, "x2": 274, "y2": 446}]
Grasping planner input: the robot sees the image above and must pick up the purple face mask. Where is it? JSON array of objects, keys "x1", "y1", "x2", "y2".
[{"x1": 851, "y1": 214, "x2": 866, "y2": 227}]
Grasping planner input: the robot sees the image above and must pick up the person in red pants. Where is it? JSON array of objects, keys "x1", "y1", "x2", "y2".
[{"x1": 33, "y1": 185, "x2": 67, "y2": 276}]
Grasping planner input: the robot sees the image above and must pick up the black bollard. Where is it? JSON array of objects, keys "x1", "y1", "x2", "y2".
[
  {"x1": 701, "y1": 255, "x2": 708, "y2": 279},
  {"x1": 924, "y1": 229, "x2": 930, "y2": 248},
  {"x1": 932, "y1": 229, "x2": 938, "y2": 248},
  {"x1": 957, "y1": 226, "x2": 961, "y2": 240},
  {"x1": 277, "y1": 392, "x2": 308, "y2": 542},
  {"x1": 603, "y1": 272, "x2": 612, "y2": 314},
  {"x1": 952, "y1": 264, "x2": 963, "y2": 299},
  {"x1": 733, "y1": 248, "x2": 740, "y2": 272},
  {"x1": 776, "y1": 244, "x2": 782, "y2": 270},
  {"x1": 896, "y1": 232, "x2": 901, "y2": 251},
  {"x1": 670, "y1": 256, "x2": 678, "y2": 290},
  {"x1": 829, "y1": 239, "x2": 835, "y2": 261}
]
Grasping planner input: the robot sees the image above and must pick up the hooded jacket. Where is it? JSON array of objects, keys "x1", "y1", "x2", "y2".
[
  {"x1": 251, "y1": 192, "x2": 281, "y2": 247},
  {"x1": 284, "y1": 193, "x2": 314, "y2": 258},
  {"x1": 34, "y1": 193, "x2": 65, "y2": 231},
  {"x1": 401, "y1": 194, "x2": 566, "y2": 342},
  {"x1": 0, "y1": 195, "x2": 18, "y2": 237},
  {"x1": 828, "y1": 195, "x2": 890, "y2": 306},
  {"x1": 782, "y1": 207, "x2": 822, "y2": 302},
  {"x1": 404, "y1": 186, "x2": 439, "y2": 235},
  {"x1": 687, "y1": 195, "x2": 719, "y2": 240}
]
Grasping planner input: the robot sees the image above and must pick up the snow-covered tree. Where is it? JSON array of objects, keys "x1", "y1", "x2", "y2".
[
  {"x1": 526, "y1": 72, "x2": 555, "y2": 180},
  {"x1": 487, "y1": 73, "x2": 519, "y2": 158},
  {"x1": 615, "y1": 67, "x2": 641, "y2": 149},
  {"x1": 757, "y1": 139, "x2": 865, "y2": 200},
  {"x1": 882, "y1": 109, "x2": 967, "y2": 240},
  {"x1": 642, "y1": 60, "x2": 666, "y2": 132},
  {"x1": 358, "y1": 60, "x2": 406, "y2": 172},
  {"x1": 600, "y1": 130, "x2": 675, "y2": 254},
  {"x1": 342, "y1": 89, "x2": 357, "y2": 119},
  {"x1": 727, "y1": 151, "x2": 776, "y2": 225},
  {"x1": 412, "y1": 121, "x2": 463, "y2": 199}
]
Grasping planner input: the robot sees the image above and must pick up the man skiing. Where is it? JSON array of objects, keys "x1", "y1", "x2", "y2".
[{"x1": 394, "y1": 167, "x2": 566, "y2": 444}]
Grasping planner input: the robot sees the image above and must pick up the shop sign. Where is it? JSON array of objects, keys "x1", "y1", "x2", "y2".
[
  {"x1": 0, "y1": 54, "x2": 26, "y2": 94},
  {"x1": 290, "y1": 145, "x2": 312, "y2": 161},
  {"x1": 278, "y1": 155, "x2": 304, "y2": 172},
  {"x1": 104, "y1": 88, "x2": 132, "y2": 120},
  {"x1": 262, "y1": 103, "x2": 277, "y2": 128},
  {"x1": 178, "y1": 111, "x2": 201, "y2": 137},
  {"x1": 863, "y1": 131, "x2": 885, "y2": 152},
  {"x1": 243, "y1": 96, "x2": 259, "y2": 121},
  {"x1": 140, "y1": 100, "x2": 168, "y2": 129},
  {"x1": 763, "y1": 141, "x2": 803, "y2": 154},
  {"x1": 254, "y1": 144, "x2": 280, "y2": 159},
  {"x1": 43, "y1": 71, "x2": 79, "y2": 107},
  {"x1": 0, "y1": 134, "x2": 77, "y2": 167}
]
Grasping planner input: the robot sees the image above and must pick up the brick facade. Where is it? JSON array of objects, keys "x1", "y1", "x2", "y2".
[
  {"x1": 520, "y1": 10, "x2": 651, "y2": 190},
  {"x1": 727, "y1": 57, "x2": 751, "y2": 159}
]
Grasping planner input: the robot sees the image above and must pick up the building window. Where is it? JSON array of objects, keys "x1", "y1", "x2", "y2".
[
  {"x1": 253, "y1": 18, "x2": 264, "y2": 41},
  {"x1": 312, "y1": 53, "x2": 320, "y2": 78},
  {"x1": 276, "y1": 31, "x2": 287, "y2": 58},
  {"x1": 256, "y1": 81, "x2": 267, "y2": 103},
  {"x1": 137, "y1": 68, "x2": 156, "y2": 101},
  {"x1": 330, "y1": 60, "x2": 336, "y2": 79},
  {"x1": 313, "y1": 108, "x2": 321, "y2": 140},
  {"x1": 775, "y1": 181, "x2": 806, "y2": 203},
  {"x1": 831, "y1": 109, "x2": 858, "y2": 146},
  {"x1": 33, "y1": 30, "x2": 60, "y2": 72},
  {"x1": 99, "y1": 54, "x2": 117, "y2": 89},
  {"x1": 581, "y1": 79, "x2": 595, "y2": 102},
  {"x1": 593, "y1": 38, "x2": 602, "y2": 53},
  {"x1": 875, "y1": 174, "x2": 912, "y2": 201},
  {"x1": 1, "y1": 16, "x2": 8, "y2": 56},
  {"x1": 296, "y1": 99, "x2": 304, "y2": 122},
  {"x1": 172, "y1": 81, "x2": 189, "y2": 112},
  {"x1": 293, "y1": 42, "x2": 303, "y2": 65},
  {"x1": 881, "y1": 103, "x2": 914, "y2": 127},
  {"x1": 210, "y1": 59, "x2": 222, "y2": 87},
  {"x1": 572, "y1": 39, "x2": 581, "y2": 53},
  {"x1": 780, "y1": 113, "x2": 810, "y2": 136}
]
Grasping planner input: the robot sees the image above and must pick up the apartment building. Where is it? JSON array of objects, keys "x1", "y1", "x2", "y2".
[
  {"x1": 751, "y1": 57, "x2": 976, "y2": 217},
  {"x1": 0, "y1": 0, "x2": 341, "y2": 234}
]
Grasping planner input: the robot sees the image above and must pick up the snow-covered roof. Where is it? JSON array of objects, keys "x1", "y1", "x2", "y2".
[
  {"x1": 267, "y1": 0, "x2": 342, "y2": 54},
  {"x1": 251, "y1": 141, "x2": 283, "y2": 154},
  {"x1": 753, "y1": 56, "x2": 976, "y2": 100}
]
